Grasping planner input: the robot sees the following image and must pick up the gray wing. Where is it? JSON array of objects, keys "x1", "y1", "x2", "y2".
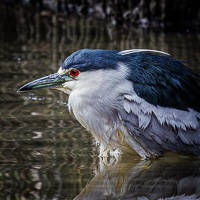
[{"x1": 118, "y1": 92, "x2": 200, "y2": 158}]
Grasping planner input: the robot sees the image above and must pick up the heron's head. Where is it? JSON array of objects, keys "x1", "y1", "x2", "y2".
[{"x1": 18, "y1": 49, "x2": 130, "y2": 94}]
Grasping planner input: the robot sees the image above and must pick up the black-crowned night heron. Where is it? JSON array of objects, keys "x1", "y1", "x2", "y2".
[{"x1": 19, "y1": 49, "x2": 200, "y2": 159}]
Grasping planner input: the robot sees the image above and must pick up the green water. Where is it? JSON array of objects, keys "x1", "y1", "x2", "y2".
[{"x1": 1, "y1": 17, "x2": 200, "y2": 200}]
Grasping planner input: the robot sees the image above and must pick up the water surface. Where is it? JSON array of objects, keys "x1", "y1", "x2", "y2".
[{"x1": 1, "y1": 16, "x2": 200, "y2": 200}]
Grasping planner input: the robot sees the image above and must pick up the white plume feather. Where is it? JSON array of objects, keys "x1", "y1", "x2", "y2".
[{"x1": 118, "y1": 49, "x2": 170, "y2": 56}]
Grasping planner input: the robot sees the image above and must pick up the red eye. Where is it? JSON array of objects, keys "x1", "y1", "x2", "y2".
[{"x1": 70, "y1": 69, "x2": 79, "y2": 77}]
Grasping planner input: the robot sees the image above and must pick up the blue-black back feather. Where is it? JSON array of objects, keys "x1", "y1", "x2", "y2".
[
  {"x1": 62, "y1": 49, "x2": 200, "y2": 112},
  {"x1": 124, "y1": 53, "x2": 200, "y2": 112}
]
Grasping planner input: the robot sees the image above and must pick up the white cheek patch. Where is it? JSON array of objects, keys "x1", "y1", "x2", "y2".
[{"x1": 58, "y1": 68, "x2": 68, "y2": 76}]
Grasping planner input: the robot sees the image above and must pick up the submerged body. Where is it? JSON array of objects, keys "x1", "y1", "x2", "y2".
[{"x1": 19, "y1": 49, "x2": 200, "y2": 159}]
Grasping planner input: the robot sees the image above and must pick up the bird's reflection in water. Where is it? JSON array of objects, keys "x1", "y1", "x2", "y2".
[{"x1": 75, "y1": 154, "x2": 200, "y2": 200}]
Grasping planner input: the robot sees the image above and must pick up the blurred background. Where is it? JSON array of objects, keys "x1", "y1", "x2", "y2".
[{"x1": 0, "y1": 0, "x2": 200, "y2": 200}]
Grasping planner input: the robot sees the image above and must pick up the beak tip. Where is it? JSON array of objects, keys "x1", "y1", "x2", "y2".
[{"x1": 18, "y1": 84, "x2": 32, "y2": 92}]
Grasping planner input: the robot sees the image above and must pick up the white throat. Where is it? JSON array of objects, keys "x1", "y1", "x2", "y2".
[{"x1": 63, "y1": 64, "x2": 130, "y2": 145}]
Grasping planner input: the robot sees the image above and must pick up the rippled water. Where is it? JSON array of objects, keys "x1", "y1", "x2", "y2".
[{"x1": 1, "y1": 16, "x2": 200, "y2": 200}]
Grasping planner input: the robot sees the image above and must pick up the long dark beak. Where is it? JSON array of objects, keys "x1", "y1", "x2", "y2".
[{"x1": 18, "y1": 73, "x2": 67, "y2": 92}]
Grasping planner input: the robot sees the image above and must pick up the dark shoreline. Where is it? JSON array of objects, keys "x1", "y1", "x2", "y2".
[{"x1": 0, "y1": 0, "x2": 200, "y2": 35}]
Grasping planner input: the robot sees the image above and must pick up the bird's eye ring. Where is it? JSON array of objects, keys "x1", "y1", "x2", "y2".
[{"x1": 69, "y1": 68, "x2": 79, "y2": 78}]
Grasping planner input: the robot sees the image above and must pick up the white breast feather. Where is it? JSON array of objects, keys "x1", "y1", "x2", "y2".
[{"x1": 67, "y1": 64, "x2": 129, "y2": 149}]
